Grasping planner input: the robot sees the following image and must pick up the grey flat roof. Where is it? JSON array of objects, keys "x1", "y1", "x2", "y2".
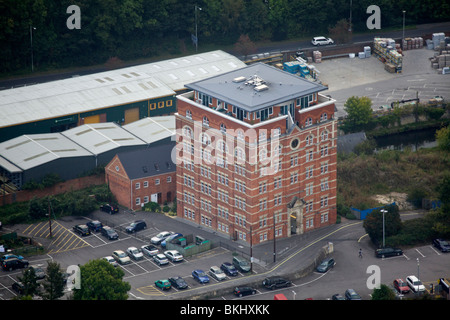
[{"x1": 185, "y1": 62, "x2": 327, "y2": 112}]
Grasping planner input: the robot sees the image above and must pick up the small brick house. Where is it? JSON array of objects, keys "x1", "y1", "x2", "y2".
[{"x1": 105, "y1": 142, "x2": 176, "y2": 210}]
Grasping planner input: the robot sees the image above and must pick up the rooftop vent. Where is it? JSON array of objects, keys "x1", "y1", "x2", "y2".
[
  {"x1": 244, "y1": 74, "x2": 268, "y2": 92},
  {"x1": 233, "y1": 76, "x2": 246, "y2": 83},
  {"x1": 254, "y1": 84, "x2": 269, "y2": 92}
]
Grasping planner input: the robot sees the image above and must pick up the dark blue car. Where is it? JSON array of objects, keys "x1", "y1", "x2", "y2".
[{"x1": 192, "y1": 269, "x2": 209, "y2": 284}]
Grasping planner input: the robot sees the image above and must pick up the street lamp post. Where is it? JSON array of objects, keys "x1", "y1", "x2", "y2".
[
  {"x1": 402, "y1": 11, "x2": 406, "y2": 49},
  {"x1": 30, "y1": 26, "x2": 36, "y2": 72},
  {"x1": 380, "y1": 209, "x2": 387, "y2": 247},
  {"x1": 195, "y1": 5, "x2": 202, "y2": 52}
]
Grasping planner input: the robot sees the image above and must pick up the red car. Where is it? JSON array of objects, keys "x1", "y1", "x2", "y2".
[{"x1": 393, "y1": 279, "x2": 410, "y2": 294}]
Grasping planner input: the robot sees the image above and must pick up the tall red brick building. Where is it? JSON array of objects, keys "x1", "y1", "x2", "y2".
[{"x1": 175, "y1": 63, "x2": 337, "y2": 244}]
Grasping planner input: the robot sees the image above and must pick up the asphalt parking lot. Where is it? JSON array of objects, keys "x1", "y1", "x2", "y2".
[
  {"x1": 315, "y1": 48, "x2": 450, "y2": 118},
  {"x1": 0, "y1": 209, "x2": 267, "y2": 300}
]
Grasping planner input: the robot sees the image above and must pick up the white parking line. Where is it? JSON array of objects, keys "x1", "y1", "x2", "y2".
[
  {"x1": 429, "y1": 246, "x2": 441, "y2": 256},
  {"x1": 415, "y1": 248, "x2": 426, "y2": 258}
]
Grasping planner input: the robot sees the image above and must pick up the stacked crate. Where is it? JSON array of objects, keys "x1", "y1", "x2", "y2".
[
  {"x1": 402, "y1": 37, "x2": 424, "y2": 51},
  {"x1": 313, "y1": 51, "x2": 322, "y2": 63}
]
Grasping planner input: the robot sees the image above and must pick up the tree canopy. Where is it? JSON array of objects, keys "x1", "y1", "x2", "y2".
[
  {"x1": 72, "y1": 259, "x2": 130, "y2": 300},
  {"x1": 1, "y1": 0, "x2": 449, "y2": 75}
]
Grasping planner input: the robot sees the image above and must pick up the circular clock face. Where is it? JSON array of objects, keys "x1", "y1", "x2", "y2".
[{"x1": 290, "y1": 138, "x2": 299, "y2": 149}]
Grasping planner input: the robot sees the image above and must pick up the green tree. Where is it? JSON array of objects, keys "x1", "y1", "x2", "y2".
[
  {"x1": 73, "y1": 259, "x2": 130, "y2": 300},
  {"x1": 436, "y1": 126, "x2": 450, "y2": 152},
  {"x1": 363, "y1": 205, "x2": 402, "y2": 246},
  {"x1": 18, "y1": 267, "x2": 39, "y2": 298},
  {"x1": 41, "y1": 261, "x2": 65, "y2": 300},
  {"x1": 343, "y1": 96, "x2": 374, "y2": 133},
  {"x1": 371, "y1": 284, "x2": 396, "y2": 300}
]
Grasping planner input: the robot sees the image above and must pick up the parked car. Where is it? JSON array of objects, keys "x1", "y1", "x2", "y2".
[
  {"x1": 153, "y1": 254, "x2": 169, "y2": 266},
  {"x1": 220, "y1": 262, "x2": 238, "y2": 276},
  {"x1": 112, "y1": 250, "x2": 131, "y2": 265},
  {"x1": 311, "y1": 36, "x2": 334, "y2": 46},
  {"x1": 232, "y1": 256, "x2": 251, "y2": 272},
  {"x1": 155, "y1": 279, "x2": 171, "y2": 290},
  {"x1": 169, "y1": 276, "x2": 188, "y2": 289},
  {"x1": 102, "y1": 256, "x2": 118, "y2": 267},
  {"x1": 141, "y1": 244, "x2": 159, "y2": 257},
  {"x1": 126, "y1": 220, "x2": 147, "y2": 233},
  {"x1": 432, "y1": 238, "x2": 450, "y2": 252},
  {"x1": 262, "y1": 276, "x2": 291, "y2": 290},
  {"x1": 345, "y1": 289, "x2": 362, "y2": 300},
  {"x1": 0, "y1": 254, "x2": 24, "y2": 262},
  {"x1": 100, "y1": 203, "x2": 119, "y2": 214},
  {"x1": 2, "y1": 258, "x2": 29, "y2": 271},
  {"x1": 151, "y1": 231, "x2": 174, "y2": 245},
  {"x1": 316, "y1": 257, "x2": 336, "y2": 273},
  {"x1": 29, "y1": 265, "x2": 46, "y2": 279},
  {"x1": 209, "y1": 266, "x2": 227, "y2": 281},
  {"x1": 161, "y1": 233, "x2": 182, "y2": 248},
  {"x1": 331, "y1": 293, "x2": 345, "y2": 300},
  {"x1": 164, "y1": 250, "x2": 183, "y2": 262},
  {"x1": 192, "y1": 269, "x2": 210, "y2": 284},
  {"x1": 393, "y1": 278, "x2": 410, "y2": 294},
  {"x1": 127, "y1": 247, "x2": 144, "y2": 260},
  {"x1": 100, "y1": 226, "x2": 119, "y2": 240},
  {"x1": 406, "y1": 275, "x2": 425, "y2": 293},
  {"x1": 86, "y1": 220, "x2": 103, "y2": 232},
  {"x1": 12, "y1": 281, "x2": 25, "y2": 294},
  {"x1": 233, "y1": 286, "x2": 256, "y2": 297},
  {"x1": 72, "y1": 224, "x2": 90, "y2": 236},
  {"x1": 375, "y1": 247, "x2": 403, "y2": 258}
]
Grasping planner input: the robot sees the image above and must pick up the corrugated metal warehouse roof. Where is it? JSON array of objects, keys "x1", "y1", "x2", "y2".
[
  {"x1": 123, "y1": 115, "x2": 175, "y2": 144},
  {"x1": 60, "y1": 122, "x2": 146, "y2": 156},
  {"x1": 0, "y1": 50, "x2": 246, "y2": 129},
  {"x1": 0, "y1": 133, "x2": 93, "y2": 171}
]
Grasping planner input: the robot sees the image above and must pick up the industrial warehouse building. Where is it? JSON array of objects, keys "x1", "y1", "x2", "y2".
[
  {"x1": 0, "y1": 116, "x2": 175, "y2": 193},
  {"x1": 0, "y1": 50, "x2": 246, "y2": 143}
]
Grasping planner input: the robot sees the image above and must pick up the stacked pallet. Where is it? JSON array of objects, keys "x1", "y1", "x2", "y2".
[
  {"x1": 402, "y1": 37, "x2": 424, "y2": 51},
  {"x1": 373, "y1": 37, "x2": 403, "y2": 73},
  {"x1": 430, "y1": 52, "x2": 450, "y2": 70},
  {"x1": 313, "y1": 51, "x2": 322, "y2": 63}
]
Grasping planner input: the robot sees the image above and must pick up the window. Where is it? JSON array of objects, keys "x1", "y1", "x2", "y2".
[
  {"x1": 320, "y1": 113, "x2": 328, "y2": 122},
  {"x1": 321, "y1": 130, "x2": 329, "y2": 141},
  {"x1": 167, "y1": 176, "x2": 172, "y2": 183},
  {"x1": 143, "y1": 181, "x2": 148, "y2": 188},
  {"x1": 291, "y1": 138, "x2": 299, "y2": 149},
  {"x1": 135, "y1": 198, "x2": 141, "y2": 206},
  {"x1": 186, "y1": 110, "x2": 192, "y2": 119},
  {"x1": 305, "y1": 117, "x2": 313, "y2": 127},
  {"x1": 203, "y1": 116, "x2": 209, "y2": 126},
  {"x1": 155, "y1": 179, "x2": 160, "y2": 185},
  {"x1": 220, "y1": 123, "x2": 226, "y2": 133},
  {"x1": 135, "y1": 182, "x2": 140, "y2": 190}
]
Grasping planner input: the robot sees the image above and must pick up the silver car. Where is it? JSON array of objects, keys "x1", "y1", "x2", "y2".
[
  {"x1": 112, "y1": 250, "x2": 131, "y2": 265},
  {"x1": 153, "y1": 253, "x2": 169, "y2": 266},
  {"x1": 151, "y1": 231, "x2": 174, "y2": 245},
  {"x1": 209, "y1": 266, "x2": 227, "y2": 281}
]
